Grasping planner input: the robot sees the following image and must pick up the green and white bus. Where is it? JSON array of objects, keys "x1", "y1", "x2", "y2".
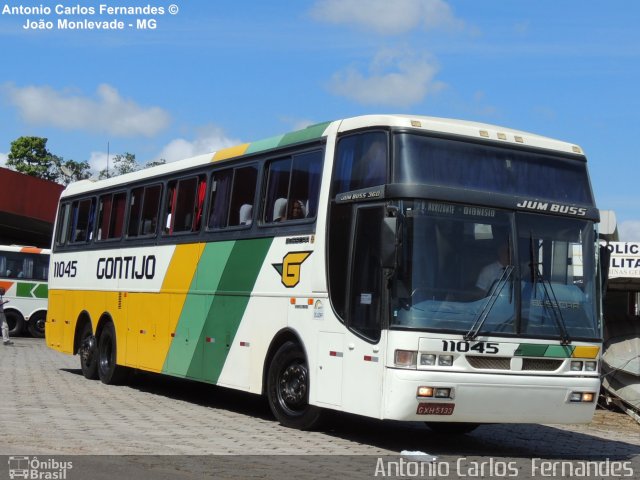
[
  {"x1": 0, "y1": 245, "x2": 50, "y2": 337},
  {"x1": 47, "y1": 115, "x2": 602, "y2": 431}
]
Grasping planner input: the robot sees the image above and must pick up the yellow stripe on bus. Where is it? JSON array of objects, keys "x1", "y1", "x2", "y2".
[
  {"x1": 212, "y1": 144, "x2": 250, "y2": 162},
  {"x1": 571, "y1": 346, "x2": 600, "y2": 359}
]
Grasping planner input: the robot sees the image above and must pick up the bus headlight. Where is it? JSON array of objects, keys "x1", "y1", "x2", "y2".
[
  {"x1": 420, "y1": 354, "x2": 436, "y2": 366},
  {"x1": 584, "y1": 361, "x2": 598, "y2": 372},
  {"x1": 570, "y1": 361, "x2": 583, "y2": 371},
  {"x1": 394, "y1": 350, "x2": 417, "y2": 369},
  {"x1": 438, "y1": 355, "x2": 454, "y2": 367},
  {"x1": 435, "y1": 388, "x2": 452, "y2": 399}
]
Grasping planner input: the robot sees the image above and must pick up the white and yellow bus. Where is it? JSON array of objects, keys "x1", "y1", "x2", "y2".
[
  {"x1": 47, "y1": 115, "x2": 602, "y2": 431},
  {"x1": 0, "y1": 245, "x2": 50, "y2": 337}
]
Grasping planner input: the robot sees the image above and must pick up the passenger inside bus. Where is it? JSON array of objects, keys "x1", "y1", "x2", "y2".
[{"x1": 475, "y1": 242, "x2": 511, "y2": 297}]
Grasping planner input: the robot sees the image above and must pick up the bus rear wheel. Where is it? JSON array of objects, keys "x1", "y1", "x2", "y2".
[
  {"x1": 6, "y1": 311, "x2": 24, "y2": 337},
  {"x1": 267, "y1": 341, "x2": 323, "y2": 430},
  {"x1": 79, "y1": 322, "x2": 98, "y2": 380},
  {"x1": 27, "y1": 312, "x2": 46, "y2": 338},
  {"x1": 97, "y1": 322, "x2": 129, "y2": 385}
]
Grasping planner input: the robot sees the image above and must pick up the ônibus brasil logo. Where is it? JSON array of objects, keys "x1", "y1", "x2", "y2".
[{"x1": 8, "y1": 456, "x2": 73, "y2": 479}]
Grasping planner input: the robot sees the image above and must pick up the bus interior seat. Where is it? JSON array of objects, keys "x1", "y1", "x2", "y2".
[
  {"x1": 273, "y1": 198, "x2": 287, "y2": 222},
  {"x1": 239, "y1": 204, "x2": 253, "y2": 225}
]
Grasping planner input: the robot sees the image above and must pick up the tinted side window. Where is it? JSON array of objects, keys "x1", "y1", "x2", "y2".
[
  {"x1": 163, "y1": 176, "x2": 206, "y2": 235},
  {"x1": 97, "y1": 191, "x2": 126, "y2": 241},
  {"x1": 128, "y1": 185, "x2": 162, "y2": 237},
  {"x1": 70, "y1": 198, "x2": 96, "y2": 244},
  {"x1": 332, "y1": 132, "x2": 387, "y2": 197},
  {"x1": 55, "y1": 203, "x2": 71, "y2": 246},
  {"x1": 230, "y1": 166, "x2": 258, "y2": 227},
  {"x1": 263, "y1": 150, "x2": 323, "y2": 223}
]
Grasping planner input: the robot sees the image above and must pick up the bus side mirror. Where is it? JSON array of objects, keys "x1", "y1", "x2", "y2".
[{"x1": 381, "y1": 216, "x2": 398, "y2": 269}]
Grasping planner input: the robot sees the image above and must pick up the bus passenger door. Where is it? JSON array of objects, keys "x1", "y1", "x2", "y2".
[{"x1": 341, "y1": 205, "x2": 385, "y2": 418}]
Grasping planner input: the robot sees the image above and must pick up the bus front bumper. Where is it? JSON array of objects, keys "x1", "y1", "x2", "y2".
[{"x1": 384, "y1": 368, "x2": 600, "y2": 424}]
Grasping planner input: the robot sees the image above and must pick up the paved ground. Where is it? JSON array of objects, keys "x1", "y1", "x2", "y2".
[{"x1": 1, "y1": 337, "x2": 639, "y2": 479}]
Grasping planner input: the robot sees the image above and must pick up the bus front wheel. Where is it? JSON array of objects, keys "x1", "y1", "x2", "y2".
[
  {"x1": 267, "y1": 341, "x2": 323, "y2": 430},
  {"x1": 97, "y1": 322, "x2": 129, "y2": 385}
]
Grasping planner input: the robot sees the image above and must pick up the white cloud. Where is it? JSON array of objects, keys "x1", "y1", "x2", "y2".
[
  {"x1": 0, "y1": 152, "x2": 7, "y2": 167},
  {"x1": 619, "y1": 221, "x2": 640, "y2": 242},
  {"x1": 88, "y1": 151, "x2": 110, "y2": 174},
  {"x1": 311, "y1": 0, "x2": 463, "y2": 35},
  {"x1": 155, "y1": 125, "x2": 241, "y2": 163},
  {"x1": 3, "y1": 83, "x2": 170, "y2": 137},
  {"x1": 329, "y1": 48, "x2": 445, "y2": 107}
]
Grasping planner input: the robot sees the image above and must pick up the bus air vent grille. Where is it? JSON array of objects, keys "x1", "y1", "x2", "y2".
[
  {"x1": 522, "y1": 358, "x2": 563, "y2": 371},
  {"x1": 466, "y1": 356, "x2": 511, "y2": 370}
]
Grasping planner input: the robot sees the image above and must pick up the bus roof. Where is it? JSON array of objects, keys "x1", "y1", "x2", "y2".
[{"x1": 61, "y1": 114, "x2": 585, "y2": 199}]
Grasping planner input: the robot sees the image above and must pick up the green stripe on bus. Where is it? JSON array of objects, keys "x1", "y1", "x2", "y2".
[
  {"x1": 189, "y1": 237, "x2": 273, "y2": 383},
  {"x1": 162, "y1": 241, "x2": 235, "y2": 376},
  {"x1": 543, "y1": 345, "x2": 574, "y2": 358},
  {"x1": 245, "y1": 135, "x2": 285, "y2": 155},
  {"x1": 514, "y1": 344, "x2": 574, "y2": 358},
  {"x1": 277, "y1": 121, "x2": 330, "y2": 148},
  {"x1": 163, "y1": 238, "x2": 273, "y2": 382},
  {"x1": 16, "y1": 282, "x2": 47, "y2": 298}
]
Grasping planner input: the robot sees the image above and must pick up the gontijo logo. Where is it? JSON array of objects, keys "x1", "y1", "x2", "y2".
[{"x1": 272, "y1": 251, "x2": 312, "y2": 288}]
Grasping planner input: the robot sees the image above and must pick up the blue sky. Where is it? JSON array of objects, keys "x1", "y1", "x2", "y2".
[{"x1": 1, "y1": 0, "x2": 639, "y2": 238}]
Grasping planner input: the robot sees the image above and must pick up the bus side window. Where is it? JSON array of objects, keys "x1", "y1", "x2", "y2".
[
  {"x1": 127, "y1": 187, "x2": 143, "y2": 237},
  {"x1": 55, "y1": 203, "x2": 71, "y2": 246},
  {"x1": 139, "y1": 185, "x2": 162, "y2": 236},
  {"x1": 264, "y1": 158, "x2": 291, "y2": 223},
  {"x1": 98, "y1": 191, "x2": 127, "y2": 240},
  {"x1": 262, "y1": 151, "x2": 322, "y2": 223},
  {"x1": 208, "y1": 169, "x2": 233, "y2": 229},
  {"x1": 290, "y1": 150, "x2": 322, "y2": 219},
  {"x1": 70, "y1": 198, "x2": 96, "y2": 243},
  {"x1": 332, "y1": 132, "x2": 387, "y2": 196},
  {"x1": 165, "y1": 176, "x2": 204, "y2": 234},
  {"x1": 228, "y1": 166, "x2": 257, "y2": 227}
]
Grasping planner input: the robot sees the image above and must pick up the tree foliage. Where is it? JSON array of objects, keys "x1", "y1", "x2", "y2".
[
  {"x1": 6, "y1": 136, "x2": 91, "y2": 184},
  {"x1": 98, "y1": 154, "x2": 166, "y2": 179},
  {"x1": 98, "y1": 152, "x2": 138, "y2": 179},
  {"x1": 6, "y1": 136, "x2": 57, "y2": 181}
]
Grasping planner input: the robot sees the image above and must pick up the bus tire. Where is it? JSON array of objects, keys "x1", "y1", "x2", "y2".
[
  {"x1": 266, "y1": 341, "x2": 323, "y2": 430},
  {"x1": 79, "y1": 322, "x2": 98, "y2": 380},
  {"x1": 97, "y1": 322, "x2": 129, "y2": 385},
  {"x1": 425, "y1": 422, "x2": 479, "y2": 435},
  {"x1": 6, "y1": 311, "x2": 25, "y2": 337},
  {"x1": 27, "y1": 312, "x2": 46, "y2": 338}
]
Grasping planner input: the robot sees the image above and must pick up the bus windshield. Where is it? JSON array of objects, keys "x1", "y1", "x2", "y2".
[{"x1": 390, "y1": 201, "x2": 600, "y2": 341}]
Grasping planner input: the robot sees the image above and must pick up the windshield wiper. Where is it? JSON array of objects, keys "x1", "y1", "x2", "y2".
[
  {"x1": 465, "y1": 265, "x2": 514, "y2": 341},
  {"x1": 529, "y1": 232, "x2": 572, "y2": 345}
]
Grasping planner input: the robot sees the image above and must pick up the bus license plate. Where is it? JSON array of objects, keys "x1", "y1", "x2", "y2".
[{"x1": 417, "y1": 403, "x2": 455, "y2": 415}]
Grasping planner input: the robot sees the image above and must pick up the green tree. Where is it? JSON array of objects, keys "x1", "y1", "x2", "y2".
[
  {"x1": 52, "y1": 156, "x2": 92, "y2": 185},
  {"x1": 6, "y1": 136, "x2": 57, "y2": 181},
  {"x1": 144, "y1": 158, "x2": 166, "y2": 169},
  {"x1": 99, "y1": 152, "x2": 138, "y2": 179},
  {"x1": 5, "y1": 136, "x2": 91, "y2": 185}
]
